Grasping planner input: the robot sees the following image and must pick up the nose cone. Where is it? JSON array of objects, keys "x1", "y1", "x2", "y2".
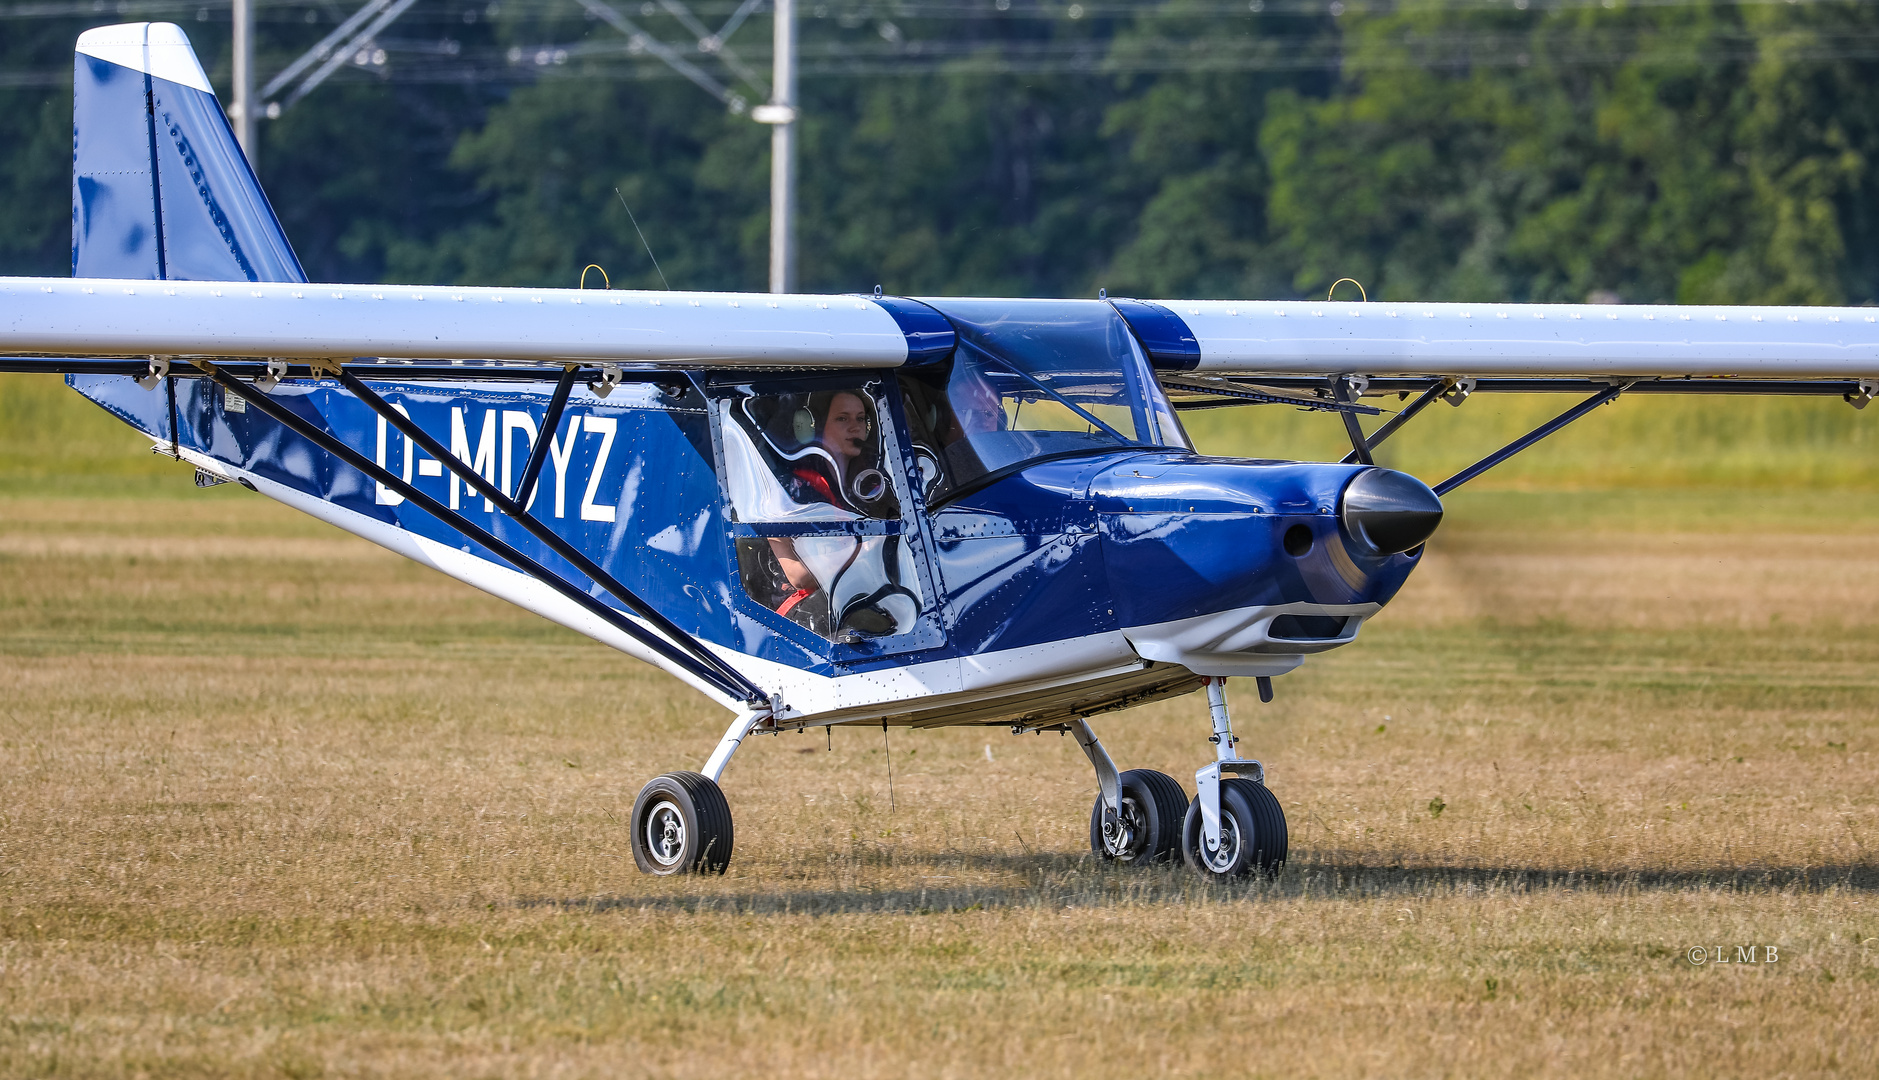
[{"x1": 1340, "y1": 468, "x2": 1443, "y2": 554}]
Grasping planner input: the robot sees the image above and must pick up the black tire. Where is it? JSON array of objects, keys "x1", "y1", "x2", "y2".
[
  {"x1": 630, "y1": 771, "x2": 733, "y2": 875},
  {"x1": 1089, "y1": 769, "x2": 1188, "y2": 865},
  {"x1": 1182, "y1": 777, "x2": 1287, "y2": 878},
  {"x1": 1235, "y1": 778, "x2": 1288, "y2": 872}
]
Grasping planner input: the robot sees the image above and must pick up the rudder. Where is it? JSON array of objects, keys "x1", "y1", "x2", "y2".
[{"x1": 72, "y1": 22, "x2": 305, "y2": 283}]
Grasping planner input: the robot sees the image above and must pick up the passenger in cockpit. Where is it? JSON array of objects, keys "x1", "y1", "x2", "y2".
[
  {"x1": 778, "y1": 390, "x2": 870, "y2": 513},
  {"x1": 726, "y1": 383, "x2": 920, "y2": 638},
  {"x1": 943, "y1": 372, "x2": 1004, "y2": 447},
  {"x1": 773, "y1": 390, "x2": 873, "y2": 613},
  {"x1": 906, "y1": 367, "x2": 1003, "y2": 498}
]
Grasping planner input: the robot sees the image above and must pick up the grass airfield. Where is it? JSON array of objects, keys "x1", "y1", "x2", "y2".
[{"x1": 1, "y1": 376, "x2": 1876, "y2": 1076}]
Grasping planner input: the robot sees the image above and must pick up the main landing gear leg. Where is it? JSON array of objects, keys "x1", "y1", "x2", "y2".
[
  {"x1": 629, "y1": 709, "x2": 762, "y2": 876},
  {"x1": 1182, "y1": 677, "x2": 1288, "y2": 878},
  {"x1": 1073, "y1": 718, "x2": 1187, "y2": 865}
]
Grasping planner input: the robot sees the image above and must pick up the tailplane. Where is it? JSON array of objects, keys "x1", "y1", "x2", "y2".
[{"x1": 72, "y1": 22, "x2": 305, "y2": 282}]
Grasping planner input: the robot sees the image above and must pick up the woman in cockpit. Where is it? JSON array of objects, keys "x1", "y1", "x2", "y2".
[
  {"x1": 777, "y1": 390, "x2": 871, "y2": 512},
  {"x1": 772, "y1": 390, "x2": 873, "y2": 613}
]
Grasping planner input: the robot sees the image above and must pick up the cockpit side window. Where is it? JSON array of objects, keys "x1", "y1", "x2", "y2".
[
  {"x1": 1121, "y1": 331, "x2": 1193, "y2": 452},
  {"x1": 723, "y1": 387, "x2": 901, "y2": 524},
  {"x1": 719, "y1": 380, "x2": 925, "y2": 643}
]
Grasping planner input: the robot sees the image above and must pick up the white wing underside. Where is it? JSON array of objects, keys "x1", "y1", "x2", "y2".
[
  {"x1": 0, "y1": 278, "x2": 911, "y2": 368},
  {"x1": 1173, "y1": 299, "x2": 1879, "y2": 378},
  {"x1": 5, "y1": 278, "x2": 1879, "y2": 377}
]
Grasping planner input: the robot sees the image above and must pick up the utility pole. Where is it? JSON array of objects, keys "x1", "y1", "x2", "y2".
[
  {"x1": 756, "y1": 0, "x2": 797, "y2": 293},
  {"x1": 232, "y1": 0, "x2": 257, "y2": 167}
]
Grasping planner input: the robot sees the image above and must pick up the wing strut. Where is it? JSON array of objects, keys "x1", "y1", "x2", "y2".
[
  {"x1": 1333, "y1": 375, "x2": 1374, "y2": 465},
  {"x1": 1340, "y1": 380, "x2": 1448, "y2": 465},
  {"x1": 1433, "y1": 382, "x2": 1631, "y2": 497},
  {"x1": 331, "y1": 368, "x2": 767, "y2": 705},
  {"x1": 195, "y1": 361, "x2": 766, "y2": 706},
  {"x1": 513, "y1": 364, "x2": 580, "y2": 509}
]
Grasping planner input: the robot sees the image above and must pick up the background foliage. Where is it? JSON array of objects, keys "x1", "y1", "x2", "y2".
[{"x1": 7, "y1": 0, "x2": 1879, "y2": 302}]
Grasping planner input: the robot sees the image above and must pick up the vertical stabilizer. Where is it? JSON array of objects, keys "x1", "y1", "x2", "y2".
[{"x1": 72, "y1": 23, "x2": 305, "y2": 283}]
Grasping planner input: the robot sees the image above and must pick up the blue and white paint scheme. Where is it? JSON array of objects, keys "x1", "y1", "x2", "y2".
[
  {"x1": 3, "y1": 24, "x2": 1873, "y2": 877},
  {"x1": 72, "y1": 22, "x2": 304, "y2": 283}
]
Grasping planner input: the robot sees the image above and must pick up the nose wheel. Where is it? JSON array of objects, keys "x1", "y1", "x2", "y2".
[
  {"x1": 1183, "y1": 676, "x2": 1289, "y2": 878},
  {"x1": 1182, "y1": 776, "x2": 1287, "y2": 877},
  {"x1": 630, "y1": 771, "x2": 734, "y2": 875}
]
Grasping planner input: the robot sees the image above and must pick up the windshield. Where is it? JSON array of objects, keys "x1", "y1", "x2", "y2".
[{"x1": 897, "y1": 299, "x2": 1189, "y2": 503}]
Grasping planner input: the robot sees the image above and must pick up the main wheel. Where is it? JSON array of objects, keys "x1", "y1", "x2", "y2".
[
  {"x1": 1089, "y1": 769, "x2": 1188, "y2": 864},
  {"x1": 1182, "y1": 777, "x2": 1288, "y2": 878},
  {"x1": 630, "y1": 771, "x2": 734, "y2": 875}
]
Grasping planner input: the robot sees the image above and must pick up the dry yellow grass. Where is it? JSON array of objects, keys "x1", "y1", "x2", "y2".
[{"x1": 2, "y1": 465, "x2": 1876, "y2": 1075}]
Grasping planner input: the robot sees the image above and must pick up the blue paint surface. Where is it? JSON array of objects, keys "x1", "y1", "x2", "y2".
[
  {"x1": 73, "y1": 373, "x2": 749, "y2": 650},
  {"x1": 68, "y1": 347, "x2": 1421, "y2": 694},
  {"x1": 67, "y1": 366, "x2": 1424, "y2": 681},
  {"x1": 1108, "y1": 298, "x2": 1202, "y2": 371}
]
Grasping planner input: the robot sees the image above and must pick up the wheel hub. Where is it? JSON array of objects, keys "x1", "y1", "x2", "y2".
[
  {"x1": 1201, "y1": 812, "x2": 1242, "y2": 873},
  {"x1": 1102, "y1": 795, "x2": 1145, "y2": 859},
  {"x1": 644, "y1": 798, "x2": 687, "y2": 869}
]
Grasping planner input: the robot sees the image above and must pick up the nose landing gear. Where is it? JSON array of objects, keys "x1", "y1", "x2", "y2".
[
  {"x1": 1183, "y1": 677, "x2": 1288, "y2": 877},
  {"x1": 1068, "y1": 679, "x2": 1288, "y2": 875},
  {"x1": 1183, "y1": 776, "x2": 1287, "y2": 876}
]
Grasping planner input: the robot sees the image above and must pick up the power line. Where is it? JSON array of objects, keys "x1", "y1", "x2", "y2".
[
  {"x1": 12, "y1": 32, "x2": 1879, "y2": 88},
  {"x1": 327, "y1": 26, "x2": 1879, "y2": 74},
  {"x1": 655, "y1": 0, "x2": 769, "y2": 94},
  {"x1": 280, "y1": 0, "x2": 421, "y2": 104},
  {"x1": 260, "y1": 0, "x2": 397, "y2": 98},
  {"x1": 12, "y1": 0, "x2": 1879, "y2": 18},
  {"x1": 11, "y1": 0, "x2": 1879, "y2": 91}
]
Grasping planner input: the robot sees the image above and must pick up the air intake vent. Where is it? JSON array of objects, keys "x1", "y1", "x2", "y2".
[{"x1": 1270, "y1": 614, "x2": 1350, "y2": 641}]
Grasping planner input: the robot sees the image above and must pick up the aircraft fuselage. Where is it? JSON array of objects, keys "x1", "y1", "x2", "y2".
[{"x1": 70, "y1": 359, "x2": 1432, "y2": 730}]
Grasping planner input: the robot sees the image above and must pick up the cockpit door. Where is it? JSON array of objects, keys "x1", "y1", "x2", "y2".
[
  {"x1": 889, "y1": 299, "x2": 1196, "y2": 660},
  {"x1": 709, "y1": 374, "x2": 945, "y2": 661}
]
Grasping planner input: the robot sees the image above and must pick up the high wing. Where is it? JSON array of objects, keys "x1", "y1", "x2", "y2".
[
  {"x1": 0, "y1": 277, "x2": 929, "y2": 370},
  {"x1": 1104, "y1": 299, "x2": 1879, "y2": 475},
  {"x1": 1144, "y1": 297, "x2": 1879, "y2": 379},
  {"x1": 9, "y1": 287, "x2": 1878, "y2": 393},
  {"x1": 3, "y1": 22, "x2": 1870, "y2": 386}
]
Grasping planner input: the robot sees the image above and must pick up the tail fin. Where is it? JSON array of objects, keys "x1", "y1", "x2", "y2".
[{"x1": 72, "y1": 23, "x2": 305, "y2": 283}]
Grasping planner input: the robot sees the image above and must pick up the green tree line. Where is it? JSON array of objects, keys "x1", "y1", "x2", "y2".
[{"x1": 6, "y1": 0, "x2": 1879, "y2": 304}]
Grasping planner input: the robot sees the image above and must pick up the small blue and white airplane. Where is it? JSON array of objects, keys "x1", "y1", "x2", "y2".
[{"x1": 4, "y1": 23, "x2": 1874, "y2": 878}]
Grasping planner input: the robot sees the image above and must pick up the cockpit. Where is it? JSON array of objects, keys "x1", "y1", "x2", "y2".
[{"x1": 716, "y1": 299, "x2": 1192, "y2": 647}]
